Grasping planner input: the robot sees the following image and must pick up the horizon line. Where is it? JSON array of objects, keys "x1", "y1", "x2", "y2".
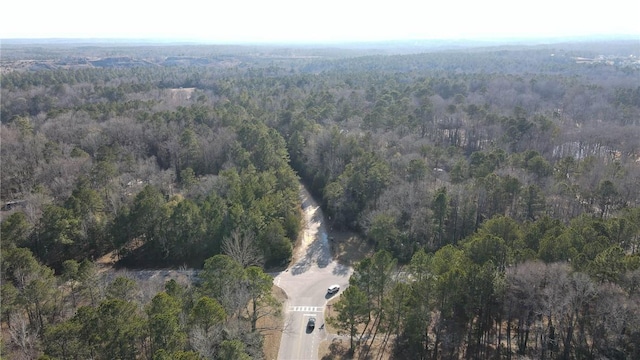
[{"x1": 2, "y1": 33, "x2": 639, "y2": 46}]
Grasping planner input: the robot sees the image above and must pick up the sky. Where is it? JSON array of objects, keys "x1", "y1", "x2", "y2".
[{"x1": 2, "y1": 0, "x2": 639, "y2": 43}]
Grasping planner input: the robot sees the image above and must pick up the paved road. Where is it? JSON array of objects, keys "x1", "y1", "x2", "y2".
[{"x1": 275, "y1": 186, "x2": 352, "y2": 360}]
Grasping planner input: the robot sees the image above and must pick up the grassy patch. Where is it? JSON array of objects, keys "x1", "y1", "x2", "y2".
[
  {"x1": 319, "y1": 337, "x2": 349, "y2": 360},
  {"x1": 260, "y1": 285, "x2": 288, "y2": 360},
  {"x1": 320, "y1": 296, "x2": 392, "y2": 360},
  {"x1": 319, "y1": 334, "x2": 392, "y2": 360},
  {"x1": 329, "y1": 230, "x2": 374, "y2": 266}
]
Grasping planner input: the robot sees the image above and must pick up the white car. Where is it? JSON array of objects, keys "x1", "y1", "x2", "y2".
[{"x1": 327, "y1": 284, "x2": 340, "y2": 294}]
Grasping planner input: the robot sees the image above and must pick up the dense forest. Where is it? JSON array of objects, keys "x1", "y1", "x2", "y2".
[{"x1": 1, "y1": 39, "x2": 639, "y2": 359}]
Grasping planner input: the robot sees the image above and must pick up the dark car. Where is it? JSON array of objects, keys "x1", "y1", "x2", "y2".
[{"x1": 307, "y1": 317, "x2": 316, "y2": 331}]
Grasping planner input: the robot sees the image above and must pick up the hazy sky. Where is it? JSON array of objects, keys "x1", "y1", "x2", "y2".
[{"x1": 2, "y1": 0, "x2": 639, "y2": 43}]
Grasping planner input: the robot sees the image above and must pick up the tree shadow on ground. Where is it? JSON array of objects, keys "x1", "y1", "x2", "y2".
[{"x1": 321, "y1": 338, "x2": 350, "y2": 359}]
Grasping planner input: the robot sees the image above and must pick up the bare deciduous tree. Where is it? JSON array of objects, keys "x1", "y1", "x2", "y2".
[
  {"x1": 189, "y1": 325, "x2": 222, "y2": 359},
  {"x1": 8, "y1": 313, "x2": 39, "y2": 360},
  {"x1": 222, "y1": 229, "x2": 263, "y2": 268}
]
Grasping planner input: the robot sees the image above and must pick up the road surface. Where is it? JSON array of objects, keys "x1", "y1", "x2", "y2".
[{"x1": 274, "y1": 186, "x2": 352, "y2": 360}]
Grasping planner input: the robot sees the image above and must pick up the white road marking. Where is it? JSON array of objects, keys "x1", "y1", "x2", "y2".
[{"x1": 288, "y1": 306, "x2": 323, "y2": 312}]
